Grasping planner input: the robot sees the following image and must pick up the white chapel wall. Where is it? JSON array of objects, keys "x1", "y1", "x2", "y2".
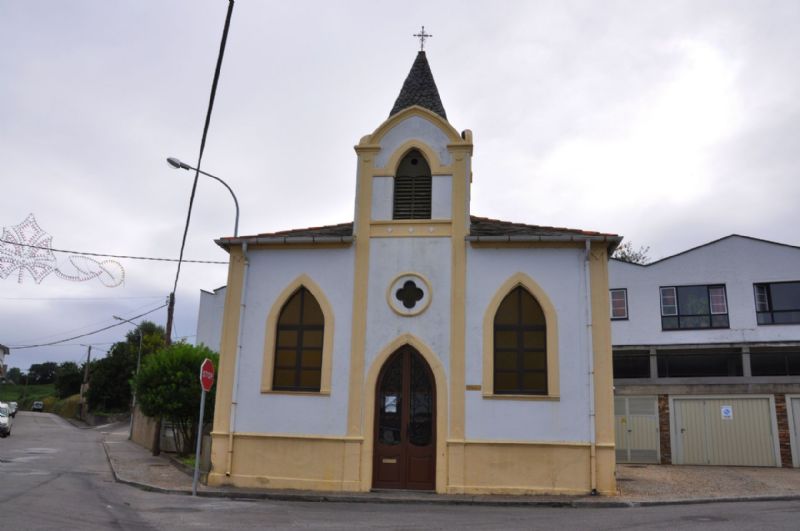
[
  {"x1": 465, "y1": 247, "x2": 593, "y2": 442},
  {"x1": 233, "y1": 247, "x2": 355, "y2": 435},
  {"x1": 375, "y1": 115, "x2": 452, "y2": 169},
  {"x1": 365, "y1": 237, "x2": 453, "y2": 379}
]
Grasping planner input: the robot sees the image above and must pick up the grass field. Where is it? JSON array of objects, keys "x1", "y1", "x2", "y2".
[{"x1": 0, "y1": 383, "x2": 57, "y2": 409}]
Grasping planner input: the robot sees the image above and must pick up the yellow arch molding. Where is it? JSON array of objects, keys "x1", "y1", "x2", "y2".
[
  {"x1": 260, "y1": 274, "x2": 335, "y2": 395},
  {"x1": 380, "y1": 139, "x2": 452, "y2": 175},
  {"x1": 360, "y1": 334, "x2": 449, "y2": 493},
  {"x1": 482, "y1": 272, "x2": 560, "y2": 399},
  {"x1": 365, "y1": 105, "x2": 463, "y2": 146}
]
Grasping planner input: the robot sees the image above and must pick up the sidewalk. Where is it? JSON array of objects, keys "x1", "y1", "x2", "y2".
[{"x1": 101, "y1": 427, "x2": 800, "y2": 508}]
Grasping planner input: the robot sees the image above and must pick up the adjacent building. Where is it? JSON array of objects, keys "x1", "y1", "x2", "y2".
[
  {"x1": 205, "y1": 51, "x2": 620, "y2": 495},
  {"x1": 610, "y1": 235, "x2": 800, "y2": 468}
]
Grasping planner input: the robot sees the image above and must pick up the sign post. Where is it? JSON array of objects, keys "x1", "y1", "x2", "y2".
[{"x1": 193, "y1": 358, "x2": 215, "y2": 496}]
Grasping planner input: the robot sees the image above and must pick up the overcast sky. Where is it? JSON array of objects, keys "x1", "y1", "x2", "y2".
[{"x1": 2, "y1": 1, "x2": 799, "y2": 371}]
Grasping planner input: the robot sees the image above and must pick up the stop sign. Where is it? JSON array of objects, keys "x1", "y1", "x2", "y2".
[{"x1": 199, "y1": 358, "x2": 215, "y2": 392}]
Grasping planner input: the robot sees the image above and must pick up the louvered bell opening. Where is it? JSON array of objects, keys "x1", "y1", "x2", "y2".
[{"x1": 393, "y1": 176, "x2": 432, "y2": 219}]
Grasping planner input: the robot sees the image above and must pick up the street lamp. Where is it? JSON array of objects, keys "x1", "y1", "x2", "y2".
[
  {"x1": 166, "y1": 157, "x2": 239, "y2": 237},
  {"x1": 114, "y1": 315, "x2": 143, "y2": 440}
]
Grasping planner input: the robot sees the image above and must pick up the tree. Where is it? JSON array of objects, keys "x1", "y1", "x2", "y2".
[
  {"x1": 612, "y1": 241, "x2": 651, "y2": 265},
  {"x1": 86, "y1": 321, "x2": 165, "y2": 413},
  {"x1": 5, "y1": 367, "x2": 21, "y2": 384},
  {"x1": 54, "y1": 361, "x2": 82, "y2": 398},
  {"x1": 28, "y1": 362, "x2": 57, "y2": 384},
  {"x1": 133, "y1": 343, "x2": 218, "y2": 456}
]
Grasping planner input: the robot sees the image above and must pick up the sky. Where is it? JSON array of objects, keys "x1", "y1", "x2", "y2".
[{"x1": 1, "y1": 1, "x2": 799, "y2": 371}]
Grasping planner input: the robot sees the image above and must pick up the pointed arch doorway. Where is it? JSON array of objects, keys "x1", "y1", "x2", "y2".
[{"x1": 372, "y1": 345, "x2": 436, "y2": 490}]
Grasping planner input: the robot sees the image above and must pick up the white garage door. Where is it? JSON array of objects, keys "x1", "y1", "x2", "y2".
[
  {"x1": 615, "y1": 396, "x2": 659, "y2": 464},
  {"x1": 672, "y1": 397, "x2": 778, "y2": 467}
]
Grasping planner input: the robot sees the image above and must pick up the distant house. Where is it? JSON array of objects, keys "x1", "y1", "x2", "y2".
[
  {"x1": 610, "y1": 235, "x2": 800, "y2": 468},
  {"x1": 196, "y1": 286, "x2": 226, "y2": 353},
  {"x1": 0, "y1": 343, "x2": 8, "y2": 381}
]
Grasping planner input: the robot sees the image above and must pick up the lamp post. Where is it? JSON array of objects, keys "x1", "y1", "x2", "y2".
[
  {"x1": 166, "y1": 157, "x2": 239, "y2": 238},
  {"x1": 114, "y1": 316, "x2": 143, "y2": 440}
]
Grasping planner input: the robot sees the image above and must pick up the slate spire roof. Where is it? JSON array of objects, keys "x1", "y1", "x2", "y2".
[{"x1": 390, "y1": 51, "x2": 447, "y2": 120}]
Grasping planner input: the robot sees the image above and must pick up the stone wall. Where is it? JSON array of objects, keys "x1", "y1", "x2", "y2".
[{"x1": 658, "y1": 394, "x2": 671, "y2": 464}]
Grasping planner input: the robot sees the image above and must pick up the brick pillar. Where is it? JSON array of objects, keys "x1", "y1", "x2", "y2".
[
  {"x1": 774, "y1": 394, "x2": 793, "y2": 468},
  {"x1": 658, "y1": 394, "x2": 672, "y2": 464}
]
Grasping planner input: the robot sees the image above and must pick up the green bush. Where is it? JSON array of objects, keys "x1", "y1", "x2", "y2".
[{"x1": 133, "y1": 343, "x2": 218, "y2": 456}]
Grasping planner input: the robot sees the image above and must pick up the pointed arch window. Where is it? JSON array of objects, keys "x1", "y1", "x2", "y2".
[
  {"x1": 494, "y1": 286, "x2": 548, "y2": 394},
  {"x1": 393, "y1": 149, "x2": 431, "y2": 220},
  {"x1": 273, "y1": 287, "x2": 324, "y2": 392}
]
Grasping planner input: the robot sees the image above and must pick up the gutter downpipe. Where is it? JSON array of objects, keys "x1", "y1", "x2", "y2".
[
  {"x1": 226, "y1": 241, "x2": 249, "y2": 476},
  {"x1": 584, "y1": 239, "x2": 598, "y2": 496}
]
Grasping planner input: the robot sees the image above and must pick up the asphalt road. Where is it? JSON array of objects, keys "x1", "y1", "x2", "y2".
[{"x1": 2, "y1": 411, "x2": 800, "y2": 530}]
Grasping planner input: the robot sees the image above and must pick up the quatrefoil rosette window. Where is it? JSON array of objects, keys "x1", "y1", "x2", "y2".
[{"x1": 387, "y1": 273, "x2": 432, "y2": 316}]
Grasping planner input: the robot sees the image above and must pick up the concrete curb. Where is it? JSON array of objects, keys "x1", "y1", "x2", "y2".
[{"x1": 99, "y1": 440, "x2": 800, "y2": 508}]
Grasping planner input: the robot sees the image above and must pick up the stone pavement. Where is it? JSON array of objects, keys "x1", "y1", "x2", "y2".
[{"x1": 99, "y1": 424, "x2": 800, "y2": 508}]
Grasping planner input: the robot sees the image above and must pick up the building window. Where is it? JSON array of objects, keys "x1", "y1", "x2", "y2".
[
  {"x1": 750, "y1": 349, "x2": 800, "y2": 376},
  {"x1": 659, "y1": 285, "x2": 729, "y2": 330},
  {"x1": 656, "y1": 349, "x2": 742, "y2": 377},
  {"x1": 272, "y1": 287, "x2": 324, "y2": 392},
  {"x1": 754, "y1": 281, "x2": 800, "y2": 325},
  {"x1": 610, "y1": 289, "x2": 628, "y2": 320},
  {"x1": 613, "y1": 350, "x2": 650, "y2": 379},
  {"x1": 493, "y1": 286, "x2": 547, "y2": 394},
  {"x1": 393, "y1": 149, "x2": 431, "y2": 220}
]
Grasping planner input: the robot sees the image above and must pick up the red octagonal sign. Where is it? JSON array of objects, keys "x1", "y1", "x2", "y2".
[{"x1": 200, "y1": 358, "x2": 215, "y2": 392}]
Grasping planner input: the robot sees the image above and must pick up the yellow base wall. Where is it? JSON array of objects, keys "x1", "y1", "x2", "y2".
[{"x1": 209, "y1": 433, "x2": 616, "y2": 496}]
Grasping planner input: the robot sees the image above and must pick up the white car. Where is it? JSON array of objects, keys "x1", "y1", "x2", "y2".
[
  {"x1": 8, "y1": 401, "x2": 17, "y2": 418},
  {"x1": 0, "y1": 402, "x2": 11, "y2": 437}
]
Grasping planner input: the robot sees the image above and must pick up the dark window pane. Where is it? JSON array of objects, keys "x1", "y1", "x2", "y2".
[
  {"x1": 303, "y1": 296, "x2": 324, "y2": 325},
  {"x1": 393, "y1": 150, "x2": 432, "y2": 220},
  {"x1": 277, "y1": 330, "x2": 298, "y2": 348},
  {"x1": 681, "y1": 315, "x2": 710, "y2": 328},
  {"x1": 774, "y1": 311, "x2": 800, "y2": 324},
  {"x1": 522, "y1": 371, "x2": 547, "y2": 392},
  {"x1": 494, "y1": 286, "x2": 548, "y2": 395},
  {"x1": 751, "y1": 350, "x2": 800, "y2": 376},
  {"x1": 522, "y1": 351, "x2": 546, "y2": 370},
  {"x1": 301, "y1": 349, "x2": 322, "y2": 369},
  {"x1": 677, "y1": 286, "x2": 709, "y2": 315},
  {"x1": 495, "y1": 351, "x2": 516, "y2": 371},
  {"x1": 662, "y1": 316, "x2": 679, "y2": 329},
  {"x1": 657, "y1": 350, "x2": 742, "y2": 377},
  {"x1": 711, "y1": 314, "x2": 729, "y2": 328},
  {"x1": 303, "y1": 330, "x2": 323, "y2": 348},
  {"x1": 613, "y1": 351, "x2": 650, "y2": 379},
  {"x1": 771, "y1": 282, "x2": 800, "y2": 311},
  {"x1": 275, "y1": 349, "x2": 296, "y2": 367},
  {"x1": 494, "y1": 372, "x2": 516, "y2": 393},
  {"x1": 757, "y1": 312, "x2": 773, "y2": 325},
  {"x1": 279, "y1": 291, "x2": 302, "y2": 324},
  {"x1": 273, "y1": 369, "x2": 295, "y2": 388},
  {"x1": 495, "y1": 331, "x2": 517, "y2": 348},
  {"x1": 299, "y1": 370, "x2": 321, "y2": 390}
]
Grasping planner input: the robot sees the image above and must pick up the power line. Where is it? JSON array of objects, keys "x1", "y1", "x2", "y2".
[
  {"x1": 0, "y1": 295, "x2": 166, "y2": 301},
  {"x1": 0, "y1": 237, "x2": 228, "y2": 264},
  {"x1": 8, "y1": 304, "x2": 167, "y2": 349}
]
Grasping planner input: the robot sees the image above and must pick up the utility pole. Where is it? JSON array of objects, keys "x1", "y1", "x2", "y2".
[
  {"x1": 164, "y1": 293, "x2": 175, "y2": 346},
  {"x1": 80, "y1": 345, "x2": 92, "y2": 420}
]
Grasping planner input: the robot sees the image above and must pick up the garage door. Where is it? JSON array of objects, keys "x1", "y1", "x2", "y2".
[
  {"x1": 672, "y1": 397, "x2": 778, "y2": 466},
  {"x1": 615, "y1": 396, "x2": 659, "y2": 464}
]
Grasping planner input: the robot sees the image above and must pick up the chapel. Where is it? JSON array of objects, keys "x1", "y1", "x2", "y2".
[{"x1": 206, "y1": 49, "x2": 620, "y2": 495}]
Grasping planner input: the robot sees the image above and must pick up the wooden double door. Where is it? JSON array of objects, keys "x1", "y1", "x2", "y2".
[{"x1": 373, "y1": 346, "x2": 436, "y2": 490}]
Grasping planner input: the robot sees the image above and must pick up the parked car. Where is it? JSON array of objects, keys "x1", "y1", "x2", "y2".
[
  {"x1": 31, "y1": 401, "x2": 44, "y2": 412},
  {"x1": 8, "y1": 401, "x2": 17, "y2": 418},
  {"x1": 0, "y1": 402, "x2": 11, "y2": 437}
]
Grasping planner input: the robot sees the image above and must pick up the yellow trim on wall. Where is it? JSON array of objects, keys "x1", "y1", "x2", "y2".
[
  {"x1": 369, "y1": 220, "x2": 452, "y2": 238},
  {"x1": 366, "y1": 105, "x2": 463, "y2": 147},
  {"x1": 588, "y1": 244, "x2": 617, "y2": 494},
  {"x1": 210, "y1": 247, "x2": 245, "y2": 441},
  {"x1": 360, "y1": 334, "x2": 449, "y2": 493},
  {"x1": 260, "y1": 274, "x2": 335, "y2": 395},
  {"x1": 481, "y1": 272, "x2": 560, "y2": 398},
  {"x1": 378, "y1": 139, "x2": 452, "y2": 174}
]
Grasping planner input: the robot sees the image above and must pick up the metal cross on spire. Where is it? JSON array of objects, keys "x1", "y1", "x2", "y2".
[{"x1": 413, "y1": 26, "x2": 432, "y2": 51}]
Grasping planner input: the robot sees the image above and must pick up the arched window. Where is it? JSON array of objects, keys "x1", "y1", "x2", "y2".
[
  {"x1": 273, "y1": 287, "x2": 324, "y2": 391},
  {"x1": 494, "y1": 286, "x2": 547, "y2": 394},
  {"x1": 393, "y1": 149, "x2": 431, "y2": 220}
]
